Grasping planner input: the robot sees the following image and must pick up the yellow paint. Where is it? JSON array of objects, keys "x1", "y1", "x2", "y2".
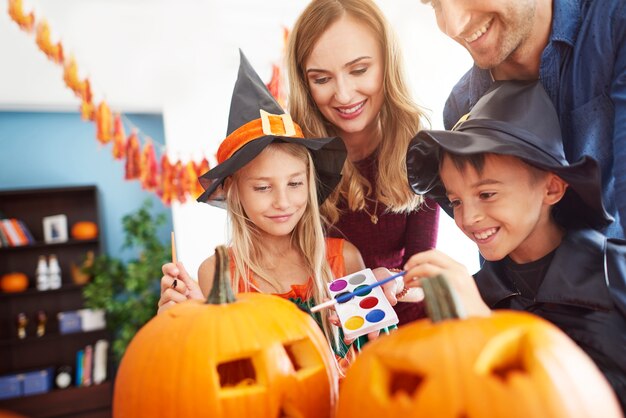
[{"x1": 345, "y1": 316, "x2": 365, "y2": 330}]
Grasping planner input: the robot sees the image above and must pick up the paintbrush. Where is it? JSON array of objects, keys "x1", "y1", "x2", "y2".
[
  {"x1": 310, "y1": 270, "x2": 407, "y2": 313},
  {"x1": 170, "y1": 231, "x2": 179, "y2": 290},
  {"x1": 171, "y1": 231, "x2": 177, "y2": 264}
]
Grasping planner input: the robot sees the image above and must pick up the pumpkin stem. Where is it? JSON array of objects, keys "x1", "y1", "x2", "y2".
[
  {"x1": 422, "y1": 274, "x2": 467, "y2": 322},
  {"x1": 207, "y1": 245, "x2": 236, "y2": 305}
]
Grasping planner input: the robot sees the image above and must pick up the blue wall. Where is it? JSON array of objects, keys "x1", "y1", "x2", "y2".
[{"x1": 0, "y1": 111, "x2": 173, "y2": 262}]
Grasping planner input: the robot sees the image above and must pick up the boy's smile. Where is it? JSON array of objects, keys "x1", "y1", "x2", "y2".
[{"x1": 440, "y1": 153, "x2": 564, "y2": 264}]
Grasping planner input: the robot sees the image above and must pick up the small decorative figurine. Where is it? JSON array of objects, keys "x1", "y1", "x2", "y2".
[
  {"x1": 17, "y1": 312, "x2": 28, "y2": 339},
  {"x1": 36, "y1": 310, "x2": 48, "y2": 337},
  {"x1": 55, "y1": 365, "x2": 73, "y2": 389}
]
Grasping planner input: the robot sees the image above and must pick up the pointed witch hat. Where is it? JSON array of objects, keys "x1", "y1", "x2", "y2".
[{"x1": 197, "y1": 50, "x2": 346, "y2": 208}]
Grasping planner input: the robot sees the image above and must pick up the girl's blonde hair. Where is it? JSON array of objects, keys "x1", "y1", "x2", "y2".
[
  {"x1": 287, "y1": 0, "x2": 427, "y2": 223},
  {"x1": 225, "y1": 142, "x2": 340, "y2": 351}
]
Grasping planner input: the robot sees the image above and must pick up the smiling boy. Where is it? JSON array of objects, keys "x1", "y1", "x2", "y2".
[{"x1": 404, "y1": 81, "x2": 626, "y2": 409}]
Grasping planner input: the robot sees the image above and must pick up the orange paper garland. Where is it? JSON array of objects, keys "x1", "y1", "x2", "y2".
[{"x1": 7, "y1": 1, "x2": 290, "y2": 206}]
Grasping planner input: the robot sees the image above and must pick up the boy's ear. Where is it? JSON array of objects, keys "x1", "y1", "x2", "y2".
[{"x1": 544, "y1": 173, "x2": 568, "y2": 206}]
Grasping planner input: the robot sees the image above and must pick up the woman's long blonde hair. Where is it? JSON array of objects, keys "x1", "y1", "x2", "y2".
[
  {"x1": 287, "y1": 0, "x2": 427, "y2": 223},
  {"x1": 225, "y1": 142, "x2": 340, "y2": 351}
]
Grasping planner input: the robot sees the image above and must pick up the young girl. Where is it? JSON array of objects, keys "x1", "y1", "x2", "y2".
[
  {"x1": 287, "y1": 0, "x2": 439, "y2": 325},
  {"x1": 157, "y1": 51, "x2": 375, "y2": 365}
]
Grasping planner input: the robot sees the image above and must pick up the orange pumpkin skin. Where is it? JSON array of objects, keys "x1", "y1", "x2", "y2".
[
  {"x1": 337, "y1": 311, "x2": 622, "y2": 418},
  {"x1": 113, "y1": 294, "x2": 338, "y2": 418},
  {"x1": 0, "y1": 272, "x2": 29, "y2": 293},
  {"x1": 70, "y1": 221, "x2": 98, "y2": 240}
]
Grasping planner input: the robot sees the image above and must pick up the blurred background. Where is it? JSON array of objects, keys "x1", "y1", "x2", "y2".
[{"x1": 0, "y1": 0, "x2": 477, "y2": 276}]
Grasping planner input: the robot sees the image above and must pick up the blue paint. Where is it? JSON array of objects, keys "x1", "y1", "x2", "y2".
[
  {"x1": 365, "y1": 309, "x2": 385, "y2": 323},
  {"x1": 0, "y1": 111, "x2": 172, "y2": 261}
]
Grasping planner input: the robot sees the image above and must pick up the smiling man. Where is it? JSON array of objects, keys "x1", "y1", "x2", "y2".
[{"x1": 421, "y1": 0, "x2": 626, "y2": 240}]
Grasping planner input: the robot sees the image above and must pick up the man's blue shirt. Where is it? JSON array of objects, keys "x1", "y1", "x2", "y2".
[{"x1": 443, "y1": 0, "x2": 626, "y2": 239}]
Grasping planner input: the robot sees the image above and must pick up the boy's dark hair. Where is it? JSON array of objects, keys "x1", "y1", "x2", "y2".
[{"x1": 440, "y1": 151, "x2": 548, "y2": 185}]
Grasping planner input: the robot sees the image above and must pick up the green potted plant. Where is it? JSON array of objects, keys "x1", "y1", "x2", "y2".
[{"x1": 82, "y1": 199, "x2": 171, "y2": 363}]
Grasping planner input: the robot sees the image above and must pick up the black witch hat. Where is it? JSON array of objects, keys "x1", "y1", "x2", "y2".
[
  {"x1": 197, "y1": 50, "x2": 346, "y2": 208},
  {"x1": 406, "y1": 80, "x2": 612, "y2": 229}
]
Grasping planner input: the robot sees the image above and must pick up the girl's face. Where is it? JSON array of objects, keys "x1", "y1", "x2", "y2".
[
  {"x1": 304, "y1": 15, "x2": 384, "y2": 140},
  {"x1": 236, "y1": 147, "x2": 309, "y2": 238}
]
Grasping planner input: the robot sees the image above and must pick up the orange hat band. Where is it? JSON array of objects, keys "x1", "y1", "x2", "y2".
[{"x1": 217, "y1": 109, "x2": 304, "y2": 164}]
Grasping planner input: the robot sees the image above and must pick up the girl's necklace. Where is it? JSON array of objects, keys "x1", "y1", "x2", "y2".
[{"x1": 362, "y1": 197, "x2": 379, "y2": 224}]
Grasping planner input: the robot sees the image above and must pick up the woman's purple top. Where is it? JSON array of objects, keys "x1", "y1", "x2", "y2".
[{"x1": 327, "y1": 151, "x2": 440, "y2": 325}]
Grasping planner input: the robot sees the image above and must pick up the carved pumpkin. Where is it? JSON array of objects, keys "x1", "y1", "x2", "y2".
[
  {"x1": 0, "y1": 272, "x2": 29, "y2": 293},
  {"x1": 70, "y1": 221, "x2": 98, "y2": 240},
  {"x1": 113, "y1": 246, "x2": 338, "y2": 418},
  {"x1": 337, "y1": 276, "x2": 622, "y2": 418}
]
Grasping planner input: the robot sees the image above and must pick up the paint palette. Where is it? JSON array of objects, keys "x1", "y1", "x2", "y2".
[{"x1": 327, "y1": 268, "x2": 398, "y2": 340}]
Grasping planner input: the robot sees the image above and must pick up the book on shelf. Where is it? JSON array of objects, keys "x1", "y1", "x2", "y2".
[
  {"x1": 74, "y1": 339, "x2": 109, "y2": 387},
  {"x1": 0, "y1": 218, "x2": 35, "y2": 247},
  {"x1": 75, "y1": 349, "x2": 84, "y2": 387},
  {"x1": 83, "y1": 344, "x2": 93, "y2": 387},
  {"x1": 0, "y1": 225, "x2": 8, "y2": 247},
  {"x1": 93, "y1": 339, "x2": 109, "y2": 384},
  {"x1": 16, "y1": 219, "x2": 35, "y2": 244},
  {"x1": 0, "y1": 219, "x2": 20, "y2": 246}
]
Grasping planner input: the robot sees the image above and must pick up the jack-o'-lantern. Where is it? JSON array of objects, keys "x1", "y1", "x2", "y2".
[
  {"x1": 337, "y1": 275, "x2": 622, "y2": 418},
  {"x1": 113, "y1": 246, "x2": 338, "y2": 418}
]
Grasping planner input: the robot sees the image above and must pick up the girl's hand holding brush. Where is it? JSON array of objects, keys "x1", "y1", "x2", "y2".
[{"x1": 157, "y1": 233, "x2": 204, "y2": 314}]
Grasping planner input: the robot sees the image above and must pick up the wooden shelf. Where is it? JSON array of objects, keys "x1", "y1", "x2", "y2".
[
  {"x1": 0, "y1": 380, "x2": 113, "y2": 418},
  {"x1": 0, "y1": 186, "x2": 110, "y2": 416},
  {"x1": 0, "y1": 329, "x2": 109, "y2": 348},
  {"x1": 0, "y1": 239, "x2": 99, "y2": 254},
  {"x1": 0, "y1": 283, "x2": 85, "y2": 301}
]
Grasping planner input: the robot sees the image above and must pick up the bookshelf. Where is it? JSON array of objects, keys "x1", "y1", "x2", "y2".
[{"x1": 0, "y1": 186, "x2": 112, "y2": 417}]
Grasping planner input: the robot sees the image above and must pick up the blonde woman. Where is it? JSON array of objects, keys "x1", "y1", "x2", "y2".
[{"x1": 287, "y1": 0, "x2": 439, "y2": 324}]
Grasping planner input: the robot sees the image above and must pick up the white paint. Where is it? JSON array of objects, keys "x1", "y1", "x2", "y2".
[{"x1": 0, "y1": 0, "x2": 478, "y2": 277}]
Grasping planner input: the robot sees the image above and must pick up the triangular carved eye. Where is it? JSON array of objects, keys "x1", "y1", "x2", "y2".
[
  {"x1": 388, "y1": 370, "x2": 425, "y2": 398},
  {"x1": 217, "y1": 357, "x2": 257, "y2": 388},
  {"x1": 475, "y1": 328, "x2": 530, "y2": 381}
]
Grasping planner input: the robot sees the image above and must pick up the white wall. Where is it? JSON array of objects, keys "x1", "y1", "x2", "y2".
[{"x1": 0, "y1": 0, "x2": 478, "y2": 277}]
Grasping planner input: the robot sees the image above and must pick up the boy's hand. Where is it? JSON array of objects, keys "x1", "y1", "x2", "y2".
[
  {"x1": 157, "y1": 261, "x2": 204, "y2": 314},
  {"x1": 403, "y1": 249, "x2": 491, "y2": 317},
  {"x1": 372, "y1": 267, "x2": 424, "y2": 303}
]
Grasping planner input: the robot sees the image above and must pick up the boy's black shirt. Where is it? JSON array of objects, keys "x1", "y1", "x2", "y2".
[
  {"x1": 474, "y1": 228, "x2": 626, "y2": 410},
  {"x1": 501, "y1": 250, "x2": 555, "y2": 302}
]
